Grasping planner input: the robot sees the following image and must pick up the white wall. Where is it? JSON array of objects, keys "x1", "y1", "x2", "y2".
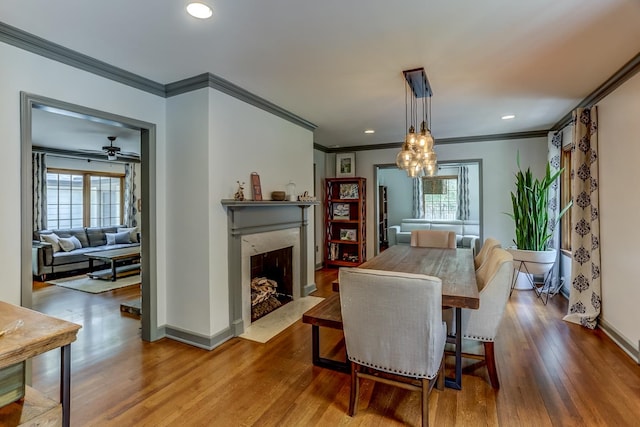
[
  {"x1": 165, "y1": 87, "x2": 315, "y2": 337},
  {"x1": 313, "y1": 149, "x2": 326, "y2": 267},
  {"x1": 165, "y1": 89, "x2": 213, "y2": 333},
  {"x1": 595, "y1": 71, "x2": 640, "y2": 351},
  {"x1": 354, "y1": 138, "x2": 548, "y2": 258},
  {"x1": 0, "y1": 42, "x2": 167, "y2": 326}
]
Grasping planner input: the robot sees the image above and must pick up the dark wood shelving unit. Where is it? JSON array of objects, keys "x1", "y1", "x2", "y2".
[
  {"x1": 324, "y1": 177, "x2": 366, "y2": 267},
  {"x1": 378, "y1": 185, "x2": 388, "y2": 251}
]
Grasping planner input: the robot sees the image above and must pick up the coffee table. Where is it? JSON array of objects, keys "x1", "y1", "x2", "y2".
[{"x1": 85, "y1": 247, "x2": 141, "y2": 281}]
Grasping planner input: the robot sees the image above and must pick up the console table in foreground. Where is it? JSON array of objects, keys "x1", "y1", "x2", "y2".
[{"x1": 0, "y1": 301, "x2": 81, "y2": 427}]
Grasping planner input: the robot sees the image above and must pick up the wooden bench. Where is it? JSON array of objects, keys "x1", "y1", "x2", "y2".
[{"x1": 301, "y1": 293, "x2": 349, "y2": 373}]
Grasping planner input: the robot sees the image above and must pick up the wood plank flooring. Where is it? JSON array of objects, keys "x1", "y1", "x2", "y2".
[{"x1": 29, "y1": 269, "x2": 640, "y2": 426}]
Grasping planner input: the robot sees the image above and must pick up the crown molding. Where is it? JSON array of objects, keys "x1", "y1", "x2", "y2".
[
  {"x1": 166, "y1": 73, "x2": 317, "y2": 131},
  {"x1": 553, "y1": 50, "x2": 640, "y2": 130},
  {"x1": 321, "y1": 130, "x2": 549, "y2": 153},
  {"x1": 0, "y1": 21, "x2": 166, "y2": 97},
  {"x1": 1, "y1": 22, "x2": 316, "y2": 131},
  {"x1": 3, "y1": 20, "x2": 638, "y2": 142},
  {"x1": 313, "y1": 143, "x2": 330, "y2": 153}
]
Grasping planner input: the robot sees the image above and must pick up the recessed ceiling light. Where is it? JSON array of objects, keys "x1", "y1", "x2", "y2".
[
  {"x1": 501, "y1": 114, "x2": 516, "y2": 120},
  {"x1": 364, "y1": 129, "x2": 375, "y2": 134},
  {"x1": 187, "y1": 2, "x2": 213, "y2": 19}
]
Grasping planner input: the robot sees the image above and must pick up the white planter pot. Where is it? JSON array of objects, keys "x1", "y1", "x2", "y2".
[{"x1": 506, "y1": 248, "x2": 556, "y2": 290}]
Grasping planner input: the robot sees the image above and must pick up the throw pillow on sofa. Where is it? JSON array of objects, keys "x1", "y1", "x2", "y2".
[
  {"x1": 58, "y1": 237, "x2": 75, "y2": 252},
  {"x1": 41, "y1": 233, "x2": 61, "y2": 252},
  {"x1": 58, "y1": 235, "x2": 83, "y2": 252},
  {"x1": 117, "y1": 227, "x2": 139, "y2": 243},
  {"x1": 106, "y1": 231, "x2": 131, "y2": 245}
]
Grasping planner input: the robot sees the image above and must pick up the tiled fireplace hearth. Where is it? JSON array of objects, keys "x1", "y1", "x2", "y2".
[{"x1": 221, "y1": 200, "x2": 317, "y2": 336}]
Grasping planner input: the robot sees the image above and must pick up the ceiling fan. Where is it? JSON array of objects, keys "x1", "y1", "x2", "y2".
[{"x1": 102, "y1": 136, "x2": 121, "y2": 160}]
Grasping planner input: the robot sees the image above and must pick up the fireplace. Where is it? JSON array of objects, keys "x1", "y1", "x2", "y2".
[
  {"x1": 221, "y1": 200, "x2": 317, "y2": 336},
  {"x1": 250, "y1": 246, "x2": 293, "y2": 321}
]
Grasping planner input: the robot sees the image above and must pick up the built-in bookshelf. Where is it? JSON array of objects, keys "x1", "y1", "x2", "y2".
[
  {"x1": 324, "y1": 177, "x2": 366, "y2": 267},
  {"x1": 378, "y1": 185, "x2": 388, "y2": 251}
]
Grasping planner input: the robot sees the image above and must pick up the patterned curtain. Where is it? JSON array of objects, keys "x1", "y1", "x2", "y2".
[
  {"x1": 563, "y1": 107, "x2": 601, "y2": 329},
  {"x1": 412, "y1": 177, "x2": 424, "y2": 218},
  {"x1": 124, "y1": 163, "x2": 138, "y2": 227},
  {"x1": 547, "y1": 131, "x2": 562, "y2": 293},
  {"x1": 32, "y1": 152, "x2": 47, "y2": 231},
  {"x1": 456, "y1": 166, "x2": 470, "y2": 220}
]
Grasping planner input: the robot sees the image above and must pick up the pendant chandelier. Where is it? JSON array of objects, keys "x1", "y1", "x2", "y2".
[{"x1": 396, "y1": 68, "x2": 437, "y2": 178}]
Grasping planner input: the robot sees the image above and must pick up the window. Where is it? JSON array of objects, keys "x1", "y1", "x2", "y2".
[
  {"x1": 46, "y1": 169, "x2": 123, "y2": 229},
  {"x1": 90, "y1": 175, "x2": 121, "y2": 227},
  {"x1": 46, "y1": 172, "x2": 84, "y2": 229},
  {"x1": 422, "y1": 176, "x2": 458, "y2": 220}
]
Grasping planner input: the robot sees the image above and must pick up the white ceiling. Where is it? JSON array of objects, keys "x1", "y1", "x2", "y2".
[{"x1": 4, "y1": 0, "x2": 640, "y2": 150}]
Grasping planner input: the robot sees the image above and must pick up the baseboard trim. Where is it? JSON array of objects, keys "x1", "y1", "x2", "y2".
[
  {"x1": 599, "y1": 319, "x2": 640, "y2": 364},
  {"x1": 164, "y1": 325, "x2": 234, "y2": 351},
  {"x1": 303, "y1": 282, "x2": 317, "y2": 296}
]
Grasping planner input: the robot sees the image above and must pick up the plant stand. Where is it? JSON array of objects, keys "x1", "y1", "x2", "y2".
[
  {"x1": 507, "y1": 248, "x2": 558, "y2": 305},
  {"x1": 510, "y1": 259, "x2": 559, "y2": 304}
]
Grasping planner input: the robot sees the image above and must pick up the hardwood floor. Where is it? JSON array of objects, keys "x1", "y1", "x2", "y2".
[{"x1": 30, "y1": 270, "x2": 640, "y2": 426}]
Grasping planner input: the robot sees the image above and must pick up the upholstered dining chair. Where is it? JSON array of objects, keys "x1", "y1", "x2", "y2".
[
  {"x1": 443, "y1": 247, "x2": 513, "y2": 388},
  {"x1": 474, "y1": 237, "x2": 501, "y2": 270},
  {"x1": 410, "y1": 230, "x2": 457, "y2": 249},
  {"x1": 339, "y1": 268, "x2": 446, "y2": 427}
]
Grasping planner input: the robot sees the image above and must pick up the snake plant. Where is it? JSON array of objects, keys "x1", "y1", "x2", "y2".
[{"x1": 507, "y1": 153, "x2": 571, "y2": 251}]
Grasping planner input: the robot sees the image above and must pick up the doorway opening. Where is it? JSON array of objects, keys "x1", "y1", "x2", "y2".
[
  {"x1": 20, "y1": 92, "x2": 159, "y2": 342},
  {"x1": 373, "y1": 159, "x2": 483, "y2": 255}
]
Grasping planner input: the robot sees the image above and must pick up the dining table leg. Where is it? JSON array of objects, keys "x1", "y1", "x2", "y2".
[
  {"x1": 60, "y1": 343, "x2": 71, "y2": 427},
  {"x1": 445, "y1": 307, "x2": 463, "y2": 390}
]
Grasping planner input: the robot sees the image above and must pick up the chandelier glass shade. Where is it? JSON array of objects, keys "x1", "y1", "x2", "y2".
[{"x1": 396, "y1": 68, "x2": 437, "y2": 178}]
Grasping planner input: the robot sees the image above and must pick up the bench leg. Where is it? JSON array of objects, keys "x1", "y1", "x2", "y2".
[{"x1": 310, "y1": 325, "x2": 350, "y2": 373}]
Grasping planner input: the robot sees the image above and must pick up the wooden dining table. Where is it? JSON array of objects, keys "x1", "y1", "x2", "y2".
[{"x1": 358, "y1": 244, "x2": 479, "y2": 390}]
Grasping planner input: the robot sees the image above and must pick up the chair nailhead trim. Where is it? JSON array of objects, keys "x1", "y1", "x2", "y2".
[{"x1": 352, "y1": 358, "x2": 429, "y2": 378}]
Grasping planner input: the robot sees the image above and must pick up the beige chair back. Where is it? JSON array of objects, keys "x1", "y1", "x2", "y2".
[
  {"x1": 339, "y1": 268, "x2": 446, "y2": 379},
  {"x1": 474, "y1": 237, "x2": 501, "y2": 270},
  {"x1": 410, "y1": 230, "x2": 456, "y2": 249},
  {"x1": 463, "y1": 248, "x2": 514, "y2": 341}
]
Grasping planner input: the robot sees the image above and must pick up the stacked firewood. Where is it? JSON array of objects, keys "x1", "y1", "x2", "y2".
[{"x1": 250, "y1": 277, "x2": 282, "y2": 321}]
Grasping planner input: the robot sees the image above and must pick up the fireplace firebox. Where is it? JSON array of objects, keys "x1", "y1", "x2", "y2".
[{"x1": 250, "y1": 246, "x2": 293, "y2": 321}]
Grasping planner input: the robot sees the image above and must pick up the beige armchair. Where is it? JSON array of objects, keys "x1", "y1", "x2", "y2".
[
  {"x1": 444, "y1": 247, "x2": 513, "y2": 388},
  {"x1": 410, "y1": 230, "x2": 456, "y2": 248},
  {"x1": 339, "y1": 268, "x2": 446, "y2": 427},
  {"x1": 474, "y1": 237, "x2": 501, "y2": 270}
]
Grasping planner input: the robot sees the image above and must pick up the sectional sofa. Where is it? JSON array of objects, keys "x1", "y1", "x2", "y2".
[
  {"x1": 387, "y1": 219, "x2": 480, "y2": 253},
  {"x1": 32, "y1": 226, "x2": 140, "y2": 279}
]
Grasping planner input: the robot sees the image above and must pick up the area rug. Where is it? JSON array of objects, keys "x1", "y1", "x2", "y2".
[
  {"x1": 47, "y1": 274, "x2": 141, "y2": 294},
  {"x1": 239, "y1": 296, "x2": 323, "y2": 343}
]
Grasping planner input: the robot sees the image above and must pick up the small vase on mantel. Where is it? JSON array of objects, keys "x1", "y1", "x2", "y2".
[{"x1": 286, "y1": 181, "x2": 296, "y2": 201}]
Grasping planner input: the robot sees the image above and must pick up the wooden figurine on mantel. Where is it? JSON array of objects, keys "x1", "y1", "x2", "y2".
[{"x1": 234, "y1": 181, "x2": 245, "y2": 201}]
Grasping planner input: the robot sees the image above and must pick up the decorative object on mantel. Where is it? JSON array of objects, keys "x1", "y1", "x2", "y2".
[
  {"x1": 271, "y1": 191, "x2": 286, "y2": 201},
  {"x1": 298, "y1": 191, "x2": 316, "y2": 202},
  {"x1": 251, "y1": 172, "x2": 262, "y2": 201},
  {"x1": 285, "y1": 180, "x2": 296, "y2": 201},
  {"x1": 396, "y1": 67, "x2": 438, "y2": 178},
  {"x1": 234, "y1": 181, "x2": 245, "y2": 201}
]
